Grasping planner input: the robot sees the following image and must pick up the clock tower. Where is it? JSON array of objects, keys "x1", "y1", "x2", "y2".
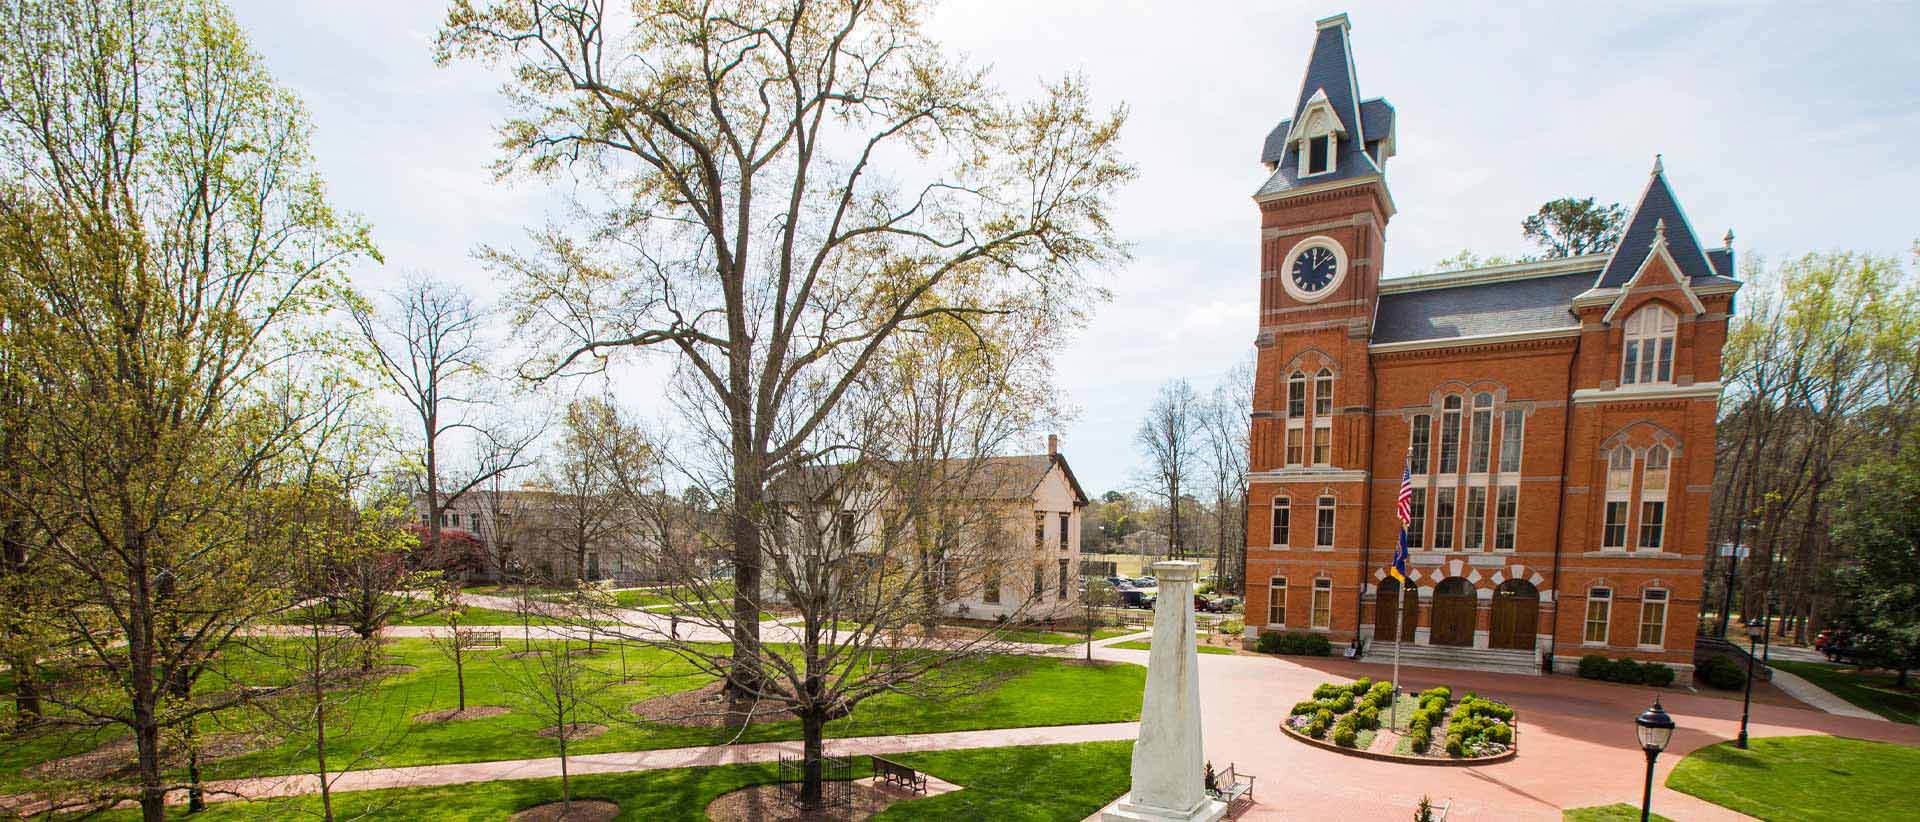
[{"x1": 1246, "y1": 12, "x2": 1396, "y2": 647}]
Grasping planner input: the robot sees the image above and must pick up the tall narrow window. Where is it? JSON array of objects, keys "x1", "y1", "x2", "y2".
[
  {"x1": 1058, "y1": 559, "x2": 1070, "y2": 597},
  {"x1": 1311, "y1": 578, "x2": 1333, "y2": 629},
  {"x1": 1314, "y1": 369, "x2": 1334, "y2": 416},
  {"x1": 1034, "y1": 512, "x2": 1045, "y2": 548},
  {"x1": 1033, "y1": 563, "x2": 1046, "y2": 601},
  {"x1": 1286, "y1": 429, "x2": 1303, "y2": 466},
  {"x1": 1622, "y1": 305, "x2": 1678, "y2": 385},
  {"x1": 1288, "y1": 372, "x2": 1307, "y2": 418},
  {"x1": 1606, "y1": 445, "x2": 1635, "y2": 494},
  {"x1": 1584, "y1": 587, "x2": 1612, "y2": 644},
  {"x1": 1406, "y1": 488, "x2": 1427, "y2": 549},
  {"x1": 1603, "y1": 502, "x2": 1630, "y2": 549},
  {"x1": 1638, "y1": 589, "x2": 1669, "y2": 647},
  {"x1": 1271, "y1": 497, "x2": 1291, "y2": 547},
  {"x1": 1438, "y1": 395, "x2": 1463, "y2": 474},
  {"x1": 1305, "y1": 135, "x2": 1331, "y2": 175},
  {"x1": 1498, "y1": 408, "x2": 1525, "y2": 473},
  {"x1": 1494, "y1": 486, "x2": 1518, "y2": 551},
  {"x1": 1312, "y1": 426, "x2": 1332, "y2": 466},
  {"x1": 1463, "y1": 486, "x2": 1488, "y2": 551},
  {"x1": 836, "y1": 511, "x2": 856, "y2": 551},
  {"x1": 1639, "y1": 445, "x2": 1669, "y2": 551},
  {"x1": 1268, "y1": 578, "x2": 1288, "y2": 625},
  {"x1": 1316, "y1": 496, "x2": 1336, "y2": 548},
  {"x1": 1059, "y1": 513, "x2": 1070, "y2": 550},
  {"x1": 1468, "y1": 393, "x2": 1494, "y2": 473},
  {"x1": 1433, "y1": 488, "x2": 1456, "y2": 550},
  {"x1": 984, "y1": 567, "x2": 1001, "y2": 604},
  {"x1": 1409, "y1": 414, "x2": 1432, "y2": 474}
]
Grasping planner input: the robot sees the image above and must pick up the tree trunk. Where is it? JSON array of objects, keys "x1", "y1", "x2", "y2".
[
  {"x1": 311, "y1": 622, "x2": 334, "y2": 822},
  {"x1": 800, "y1": 706, "x2": 826, "y2": 810},
  {"x1": 725, "y1": 466, "x2": 765, "y2": 718}
]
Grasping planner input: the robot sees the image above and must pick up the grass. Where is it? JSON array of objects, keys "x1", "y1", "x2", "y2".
[
  {"x1": 612, "y1": 581, "x2": 735, "y2": 609},
  {"x1": 1667, "y1": 735, "x2": 1920, "y2": 821},
  {"x1": 1769, "y1": 660, "x2": 1920, "y2": 724},
  {"x1": 82, "y1": 741, "x2": 1131, "y2": 821},
  {"x1": 2, "y1": 638, "x2": 1144, "y2": 792},
  {"x1": 1110, "y1": 640, "x2": 1234, "y2": 655},
  {"x1": 394, "y1": 606, "x2": 566, "y2": 627},
  {"x1": 1564, "y1": 804, "x2": 1671, "y2": 821}
]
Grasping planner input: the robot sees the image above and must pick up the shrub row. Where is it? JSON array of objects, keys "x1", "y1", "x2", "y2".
[
  {"x1": 1307, "y1": 707, "x2": 1333, "y2": 739},
  {"x1": 1443, "y1": 694, "x2": 1515, "y2": 757},
  {"x1": 1256, "y1": 631, "x2": 1333, "y2": 656},
  {"x1": 1576, "y1": 654, "x2": 1677, "y2": 687},
  {"x1": 1406, "y1": 686, "x2": 1452, "y2": 753}
]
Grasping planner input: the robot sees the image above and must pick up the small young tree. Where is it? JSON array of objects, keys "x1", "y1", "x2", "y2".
[
  {"x1": 1084, "y1": 579, "x2": 1118, "y2": 661},
  {"x1": 426, "y1": 583, "x2": 476, "y2": 714},
  {"x1": 498, "y1": 635, "x2": 603, "y2": 815}
]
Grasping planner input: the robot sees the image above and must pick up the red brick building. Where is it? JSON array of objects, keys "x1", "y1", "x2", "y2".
[{"x1": 1240, "y1": 14, "x2": 1738, "y2": 685}]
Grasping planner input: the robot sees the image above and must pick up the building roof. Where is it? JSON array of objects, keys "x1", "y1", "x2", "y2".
[
  {"x1": 1596, "y1": 160, "x2": 1721, "y2": 289},
  {"x1": 770, "y1": 453, "x2": 1089, "y2": 507},
  {"x1": 1372, "y1": 270, "x2": 1595, "y2": 345},
  {"x1": 1254, "y1": 15, "x2": 1386, "y2": 199}
]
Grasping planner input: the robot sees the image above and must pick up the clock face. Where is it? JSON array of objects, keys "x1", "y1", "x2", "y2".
[{"x1": 1291, "y1": 245, "x2": 1340, "y2": 294}]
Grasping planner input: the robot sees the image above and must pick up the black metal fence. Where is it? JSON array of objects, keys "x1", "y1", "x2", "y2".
[{"x1": 776, "y1": 752, "x2": 854, "y2": 810}]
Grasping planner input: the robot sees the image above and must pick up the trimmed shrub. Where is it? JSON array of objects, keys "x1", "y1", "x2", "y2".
[
  {"x1": 1444, "y1": 736, "x2": 1465, "y2": 757},
  {"x1": 1606, "y1": 657, "x2": 1645, "y2": 684},
  {"x1": 1419, "y1": 685, "x2": 1451, "y2": 703},
  {"x1": 1577, "y1": 654, "x2": 1610, "y2": 679},
  {"x1": 1333, "y1": 723, "x2": 1358, "y2": 747},
  {"x1": 1291, "y1": 700, "x2": 1322, "y2": 716},
  {"x1": 1309, "y1": 708, "x2": 1333, "y2": 738},
  {"x1": 1643, "y1": 662, "x2": 1676, "y2": 687},
  {"x1": 1312, "y1": 682, "x2": 1345, "y2": 700},
  {"x1": 1350, "y1": 676, "x2": 1373, "y2": 695},
  {"x1": 1256, "y1": 631, "x2": 1286, "y2": 654},
  {"x1": 1257, "y1": 631, "x2": 1334, "y2": 656},
  {"x1": 1356, "y1": 705, "x2": 1380, "y2": 730},
  {"x1": 1410, "y1": 725, "x2": 1431, "y2": 753},
  {"x1": 1697, "y1": 655, "x2": 1745, "y2": 690},
  {"x1": 1331, "y1": 692, "x2": 1355, "y2": 713},
  {"x1": 1488, "y1": 723, "x2": 1513, "y2": 744}
]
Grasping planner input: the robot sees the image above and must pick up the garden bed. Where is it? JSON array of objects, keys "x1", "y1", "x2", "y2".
[{"x1": 1279, "y1": 678, "x2": 1516, "y2": 764}]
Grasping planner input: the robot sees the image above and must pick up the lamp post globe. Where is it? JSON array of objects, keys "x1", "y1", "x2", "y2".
[{"x1": 1634, "y1": 697, "x2": 1676, "y2": 822}]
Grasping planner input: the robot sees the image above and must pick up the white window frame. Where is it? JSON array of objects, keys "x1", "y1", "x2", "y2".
[
  {"x1": 1271, "y1": 496, "x2": 1290, "y2": 549},
  {"x1": 1432, "y1": 487, "x2": 1456, "y2": 550},
  {"x1": 1638, "y1": 445, "x2": 1670, "y2": 552},
  {"x1": 1298, "y1": 134, "x2": 1337, "y2": 177},
  {"x1": 1467, "y1": 392, "x2": 1494, "y2": 475},
  {"x1": 1406, "y1": 487, "x2": 1427, "y2": 550},
  {"x1": 1268, "y1": 577, "x2": 1288, "y2": 627},
  {"x1": 1287, "y1": 371, "x2": 1307, "y2": 419},
  {"x1": 1312, "y1": 423, "x2": 1332, "y2": 467},
  {"x1": 1638, "y1": 588, "x2": 1669, "y2": 648},
  {"x1": 1285, "y1": 427, "x2": 1304, "y2": 467},
  {"x1": 1584, "y1": 587, "x2": 1612, "y2": 646},
  {"x1": 1438, "y1": 395, "x2": 1463, "y2": 474},
  {"x1": 1462, "y1": 486, "x2": 1488, "y2": 552},
  {"x1": 1498, "y1": 408, "x2": 1525, "y2": 474},
  {"x1": 1621, "y1": 305, "x2": 1678, "y2": 386},
  {"x1": 1310, "y1": 578, "x2": 1333, "y2": 630},
  {"x1": 1315, "y1": 496, "x2": 1336, "y2": 549},
  {"x1": 1493, "y1": 485, "x2": 1518, "y2": 552},
  {"x1": 1603, "y1": 445, "x2": 1633, "y2": 550},
  {"x1": 1314, "y1": 369, "x2": 1334, "y2": 416},
  {"x1": 1409, "y1": 414, "x2": 1432, "y2": 475}
]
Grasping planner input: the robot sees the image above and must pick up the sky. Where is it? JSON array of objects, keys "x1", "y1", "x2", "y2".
[{"x1": 231, "y1": 1, "x2": 1920, "y2": 494}]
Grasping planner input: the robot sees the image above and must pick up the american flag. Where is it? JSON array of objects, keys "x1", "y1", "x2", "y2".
[{"x1": 1396, "y1": 465, "x2": 1414, "y2": 527}]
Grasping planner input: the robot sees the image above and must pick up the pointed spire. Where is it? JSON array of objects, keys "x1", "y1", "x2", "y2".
[
  {"x1": 1652, "y1": 153, "x2": 1664, "y2": 175},
  {"x1": 1596, "y1": 158, "x2": 1718, "y2": 288},
  {"x1": 1723, "y1": 229, "x2": 1735, "y2": 250},
  {"x1": 1653, "y1": 218, "x2": 1668, "y2": 249}
]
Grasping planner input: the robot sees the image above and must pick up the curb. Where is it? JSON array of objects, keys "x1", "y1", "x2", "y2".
[{"x1": 1279, "y1": 722, "x2": 1517, "y2": 767}]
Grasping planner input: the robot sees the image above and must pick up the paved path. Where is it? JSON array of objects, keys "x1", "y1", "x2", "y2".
[{"x1": 1766, "y1": 666, "x2": 1886, "y2": 721}]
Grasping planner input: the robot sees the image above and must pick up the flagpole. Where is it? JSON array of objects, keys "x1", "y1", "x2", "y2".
[{"x1": 1392, "y1": 535, "x2": 1404, "y2": 732}]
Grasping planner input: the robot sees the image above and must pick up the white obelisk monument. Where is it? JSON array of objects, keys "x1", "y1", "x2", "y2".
[{"x1": 1103, "y1": 560, "x2": 1227, "y2": 822}]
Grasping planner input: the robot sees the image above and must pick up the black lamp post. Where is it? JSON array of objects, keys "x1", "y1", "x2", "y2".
[
  {"x1": 1635, "y1": 697, "x2": 1676, "y2": 822},
  {"x1": 1737, "y1": 633, "x2": 1758, "y2": 749}
]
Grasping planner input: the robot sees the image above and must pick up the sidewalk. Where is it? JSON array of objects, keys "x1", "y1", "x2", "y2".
[{"x1": 1766, "y1": 666, "x2": 1886, "y2": 721}]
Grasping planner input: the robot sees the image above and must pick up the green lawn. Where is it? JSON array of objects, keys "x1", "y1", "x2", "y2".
[
  {"x1": 1667, "y1": 735, "x2": 1920, "y2": 821},
  {"x1": 394, "y1": 605, "x2": 566, "y2": 627},
  {"x1": 1564, "y1": 805, "x2": 1671, "y2": 821},
  {"x1": 1110, "y1": 640, "x2": 1234, "y2": 655},
  {"x1": 2, "y1": 638, "x2": 1144, "y2": 793},
  {"x1": 1769, "y1": 660, "x2": 1920, "y2": 724},
  {"x1": 613, "y1": 581, "x2": 735, "y2": 609},
  {"x1": 84, "y1": 741, "x2": 1131, "y2": 821}
]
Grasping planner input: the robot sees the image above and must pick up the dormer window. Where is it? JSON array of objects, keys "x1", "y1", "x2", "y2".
[
  {"x1": 1306, "y1": 136, "x2": 1332, "y2": 175},
  {"x1": 1622, "y1": 305, "x2": 1678, "y2": 385}
]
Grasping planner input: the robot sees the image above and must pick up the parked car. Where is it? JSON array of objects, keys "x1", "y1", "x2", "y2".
[{"x1": 1117, "y1": 589, "x2": 1155, "y2": 609}]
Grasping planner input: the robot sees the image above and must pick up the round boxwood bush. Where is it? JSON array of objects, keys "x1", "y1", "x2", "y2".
[
  {"x1": 1643, "y1": 662, "x2": 1676, "y2": 687},
  {"x1": 1331, "y1": 692, "x2": 1355, "y2": 713},
  {"x1": 1410, "y1": 725, "x2": 1431, "y2": 752},
  {"x1": 1697, "y1": 655, "x2": 1746, "y2": 690},
  {"x1": 1606, "y1": 657, "x2": 1645, "y2": 684},
  {"x1": 1333, "y1": 723, "x2": 1358, "y2": 747},
  {"x1": 1578, "y1": 654, "x2": 1610, "y2": 679}
]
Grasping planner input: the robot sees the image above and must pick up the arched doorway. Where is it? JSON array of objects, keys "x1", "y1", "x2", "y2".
[
  {"x1": 1374, "y1": 578, "x2": 1418, "y2": 643},
  {"x1": 1430, "y1": 577, "x2": 1476, "y2": 647},
  {"x1": 1490, "y1": 579, "x2": 1540, "y2": 650}
]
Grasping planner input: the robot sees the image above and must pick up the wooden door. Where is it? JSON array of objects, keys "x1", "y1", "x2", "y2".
[
  {"x1": 1377, "y1": 580, "x2": 1419, "y2": 644},
  {"x1": 1490, "y1": 580, "x2": 1539, "y2": 650},
  {"x1": 1431, "y1": 578, "x2": 1475, "y2": 647}
]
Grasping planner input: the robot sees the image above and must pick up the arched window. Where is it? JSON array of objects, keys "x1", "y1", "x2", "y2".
[
  {"x1": 1409, "y1": 413, "x2": 1432, "y2": 474},
  {"x1": 1287, "y1": 371, "x2": 1307, "y2": 418},
  {"x1": 1603, "y1": 446, "x2": 1633, "y2": 549},
  {"x1": 1438, "y1": 394, "x2": 1463, "y2": 474},
  {"x1": 1271, "y1": 497, "x2": 1291, "y2": 548},
  {"x1": 1468, "y1": 392, "x2": 1494, "y2": 473},
  {"x1": 1639, "y1": 445, "x2": 1671, "y2": 551},
  {"x1": 1622, "y1": 305, "x2": 1677, "y2": 385},
  {"x1": 1314, "y1": 368, "x2": 1334, "y2": 416}
]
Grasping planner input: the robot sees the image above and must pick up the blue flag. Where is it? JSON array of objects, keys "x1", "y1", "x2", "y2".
[{"x1": 1389, "y1": 529, "x2": 1410, "y2": 583}]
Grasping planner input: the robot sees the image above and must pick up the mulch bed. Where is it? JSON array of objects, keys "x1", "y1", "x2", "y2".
[
  {"x1": 24, "y1": 733, "x2": 266, "y2": 781},
  {"x1": 506, "y1": 650, "x2": 549, "y2": 659},
  {"x1": 509, "y1": 799, "x2": 621, "y2": 821},
  {"x1": 704, "y1": 781, "x2": 927, "y2": 821},
  {"x1": 413, "y1": 706, "x2": 511, "y2": 724},
  {"x1": 630, "y1": 682, "x2": 801, "y2": 727},
  {"x1": 536, "y1": 722, "x2": 608, "y2": 740}
]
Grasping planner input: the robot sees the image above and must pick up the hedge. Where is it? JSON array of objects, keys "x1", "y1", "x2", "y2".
[
  {"x1": 1696, "y1": 655, "x2": 1746, "y2": 690},
  {"x1": 1577, "y1": 654, "x2": 1679, "y2": 687},
  {"x1": 1258, "y1": 631, "x2": 1334, "y2": 656}
]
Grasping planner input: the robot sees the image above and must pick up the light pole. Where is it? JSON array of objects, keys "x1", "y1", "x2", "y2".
[
  {"x1": 1635, "y1": 697, "x2": 1675, "y2": 822},
  {"x1": 1737, "y1": 633, "x2": 1757, "y2": 749}
]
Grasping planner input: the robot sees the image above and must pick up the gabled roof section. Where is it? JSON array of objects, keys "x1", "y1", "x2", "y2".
[
  {"x1": 1372, "y1": 270, "x2": 1596, "y2": 346},
  {"x1": 1254, "y1": 14, "x2": 1388, "y2": 199},
  {"x1": 1596, "y1": 157, "x2": 1719, "y2": 289}
]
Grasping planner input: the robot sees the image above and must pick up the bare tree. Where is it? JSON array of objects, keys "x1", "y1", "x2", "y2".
[
  {"x1": 351, "y1": 275, "x2": 540, "y2": 572},
  {"x1": 1136, "y1": 379, "x2": 1203, "y2": 559},
  {"x1": 497, "y1": 634, "x2": 605, "y2": 817},
  {"x1": 1199, "y1": 357, "x2": 1255, "y2": 591},
  {"x1": 437, "y1": 0, "x2": 1131, "y2": 707}
]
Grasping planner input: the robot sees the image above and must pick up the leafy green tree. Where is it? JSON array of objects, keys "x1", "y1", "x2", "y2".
[
  {"x1": 1830, "y1": 434, "x2": 1920, "y2": 686},
  {"x1": 1521, "y1": 196, "x2": 1626, "y2": 258},
  {"x1": 0, "y1": 1, "x2": 373, "y2": 817}
]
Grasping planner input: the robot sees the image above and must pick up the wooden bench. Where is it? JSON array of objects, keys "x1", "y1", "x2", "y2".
[
  {"x1": 871, "y1": 755, "x2": 927, "y2": 793},
  {"x1": 460, "y1": 630, "x2": 502, "y2": 649},
  {"x1": 1205, "y1": 761, "x2": 1255, "y2": 808}
]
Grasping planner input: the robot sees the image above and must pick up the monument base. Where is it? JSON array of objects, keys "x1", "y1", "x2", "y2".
[{"x1": 1100, "y1": 793, "x2": 1228, "y2": 822}]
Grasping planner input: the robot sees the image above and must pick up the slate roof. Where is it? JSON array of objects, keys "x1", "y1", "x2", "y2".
[
  {"x1": 1372, "y1": 270, "x2": 1596, "y2": 345},
  {"x1": 1261, "y1": 98, "x2": 1394, "y2": 165},
  {"x1": 1254, "y1": 18, "x2": 1385, "y2": 198},
  {"x1": 769, "y1": 454, "x2": 1088, "y2": 506},
  {"x1": 1597, "y1": 164, "x2": 1720, "y2": 288}
]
